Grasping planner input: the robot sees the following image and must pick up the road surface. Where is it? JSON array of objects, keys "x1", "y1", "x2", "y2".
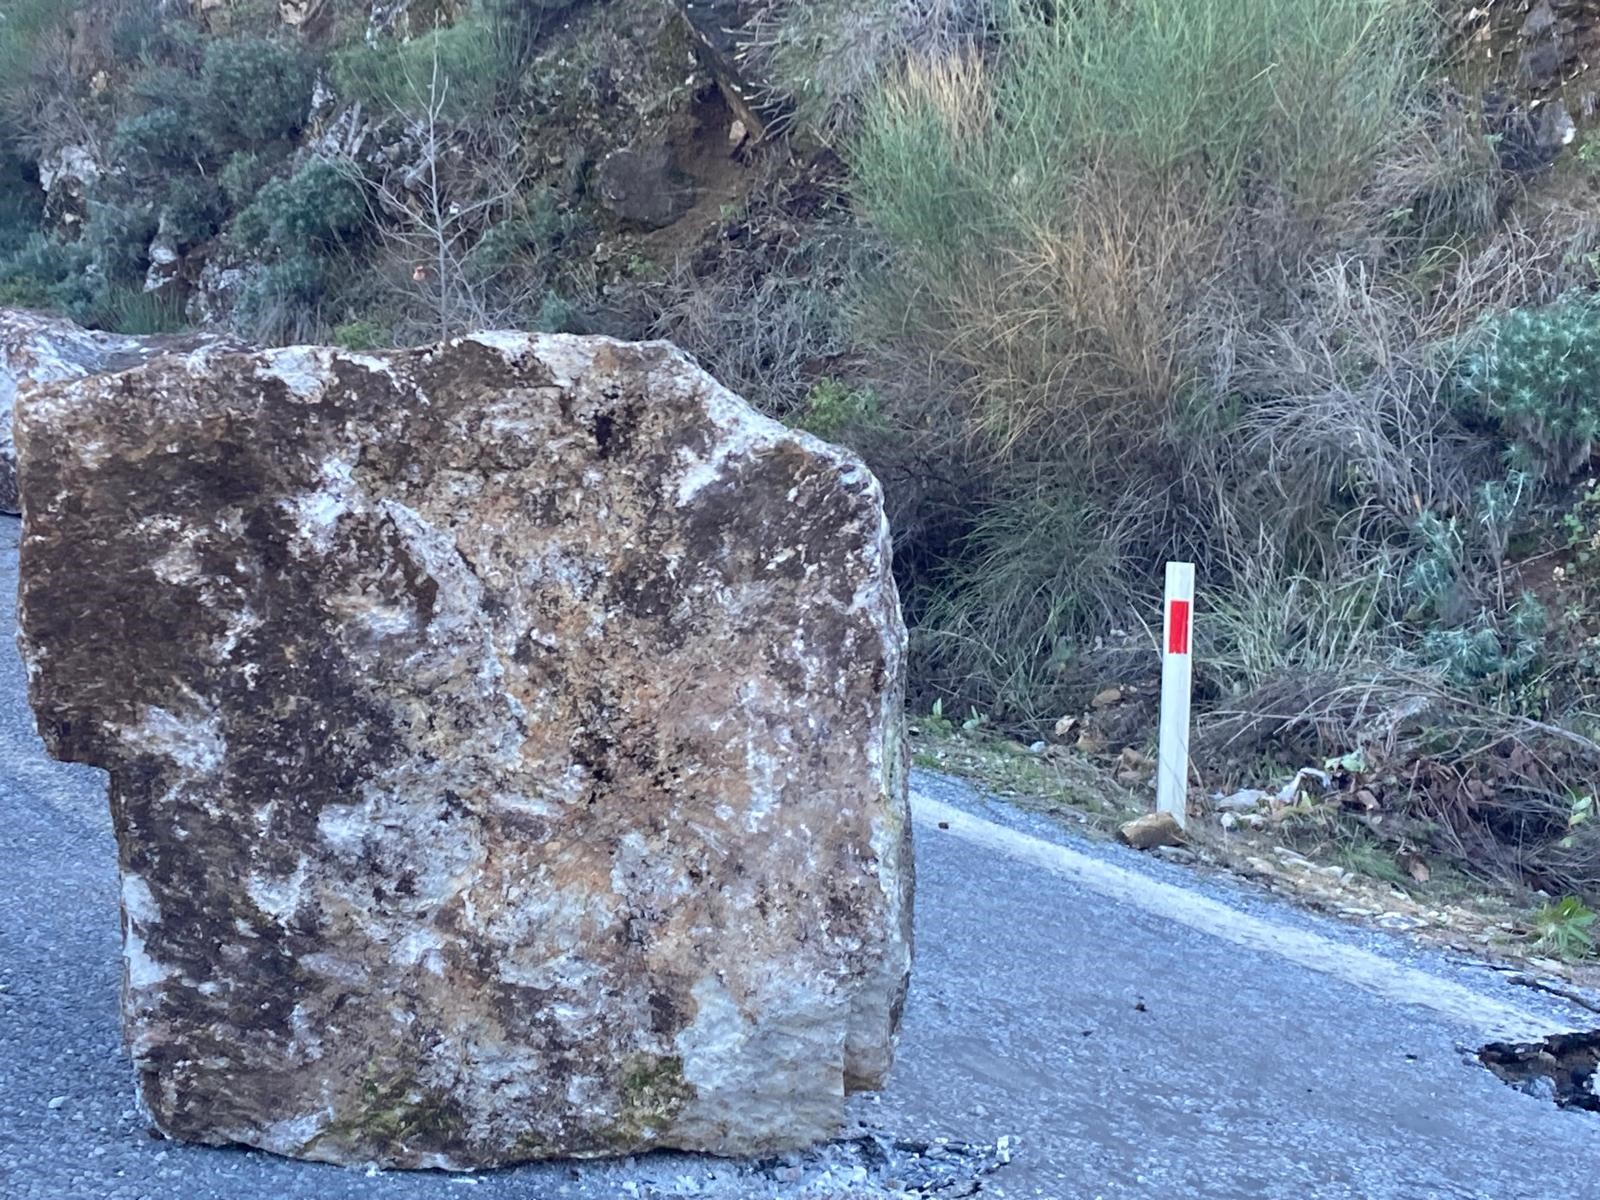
[{"x1": 1, "y1": 516, "x2": 1595, "y2": 1199}]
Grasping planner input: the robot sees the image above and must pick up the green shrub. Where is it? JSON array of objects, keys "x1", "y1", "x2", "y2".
[
  {"x1": 332, "y1": 318, "x2": 391, "y2": 351},
  {"x1": 83, "y1": 196, "x2": 158, "y2": 284},
  {"x1": 463, "y1": 216, "x2": 542, "y2": 283},
  {"x1": 1421, "y1": 593, "x2": 1546, "y2": 688},
  {"x1": 794, "y1": 377, "x2": 881, "y2": 441},
  {"x1": 1460, "y1": 297, "x2": 1600, "y2": 480},
  {"x1": 111, "y1": 106, "x2": 206, "y2": 177},
  {"x1": 0, "y1": 0, "x2": 76, "y2": 118},
  {"x1": 0, "y1": 233, "x2": 74, "y2": 308},
  {"x1": 5, "y1": 235, "x2": 94, "y2": 314},
  {"x1": 235, "y1": 252, "x2": 330, "y2": 342},
  {"x1": 199, "y1": 35, "x2": 315, "y2": 148},
  {"x1": 1532, "y1": 895, "x2": 1598, "y2": 961},
  {"x1": 533, "y1": 291, "x2": 574, "y2": 333},
  {"x1": 0, "y1": 233, "x2": 191, "y2": 332},
  {"x1": 842, "y1": 0, "x2": 1446, "y2": 722},
  {"x1": 234, "y1": 160, "x2": 367, "y2": 252},
  {"x1": 220, "y1": 150, "x2": 277, "y2": 208},
  {"x1": 0, "y1": 142, "x2": 42, "y2": 256},
  {"x1": 332, "y1": 17, "x2": 499, "y2": 119},
  {"x1": 160, "y1": 175, "x2": 227, "y2": 247}
]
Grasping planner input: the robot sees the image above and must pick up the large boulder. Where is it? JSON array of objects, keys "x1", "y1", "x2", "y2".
[
  {"x1": 0, "y1": 309, "x2": 237, "y2": 515},
  {"x1": 17, "y1": 332, "x2": 912, "y2": 1169}
]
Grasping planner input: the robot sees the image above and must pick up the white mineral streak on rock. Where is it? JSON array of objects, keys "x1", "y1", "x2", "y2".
[
  {"x1": 246, "y1": 856, "x2": 309, "y2": 925},
  {"x1": 673, "y1": 975, "x2": 846, "y2": 1148},
  {"x1": 254, "y1": 345, "x2": 331, "y2": 400},
  {"x1": 118, "y1": 704, "x2": 226, "y2": 773},
  {"x1": 283, "y1": 456, "x2": 362, "y2": 555},
  {"x1": 17, "y1": 332, "x2": 911, "y2": 1170},
  {"x1": 121, "y1": 874, "x2": 170, "y2": 991}
]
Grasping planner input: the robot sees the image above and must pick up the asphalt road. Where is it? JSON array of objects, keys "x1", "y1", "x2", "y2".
[{"x1": 1, "y1": 513, "x2": 1597, "y2": 1199}]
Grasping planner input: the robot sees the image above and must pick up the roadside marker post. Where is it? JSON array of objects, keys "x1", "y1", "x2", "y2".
[{"x1": 1157, "y1": 562, "x2": 1195, "y2": 829}]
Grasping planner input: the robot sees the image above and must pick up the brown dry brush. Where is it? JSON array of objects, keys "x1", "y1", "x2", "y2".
[{"x1": 823, "y1": 1, "x2": 1600, "y2": 898}]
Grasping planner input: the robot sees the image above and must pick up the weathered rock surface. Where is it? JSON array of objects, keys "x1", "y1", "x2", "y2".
[
  {"x1": 17, "y1": 332, "x2": 912, "y2": 1169},
  {"x1": 0, "y1": 309, "x2": 236, "y2": 515},
  {"x1": 597, "y1": 144, "x2": 699, "y2": 229}
]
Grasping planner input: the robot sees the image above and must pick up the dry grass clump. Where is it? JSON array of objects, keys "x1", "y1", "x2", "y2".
[
  {"x1": 842, "y1": 0, "x2": 1463, "y2": 716},
  {"x1": 739, "y1": 0, "x2": 995, "y2": 142},
  {"x1": 819, "y1": 0, "x2": 1600, "y2": 897}
]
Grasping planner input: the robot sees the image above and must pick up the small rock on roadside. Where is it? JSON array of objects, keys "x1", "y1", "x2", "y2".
[{"x1": 1118, "y1": 811, "x2": 1185, "y2": 851}]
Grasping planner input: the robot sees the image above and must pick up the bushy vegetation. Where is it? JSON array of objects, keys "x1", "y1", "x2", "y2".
[
  {"x1": 738, "y1": 0, "x2": 1600, "y2": 898},
  {"x1": 0, "y1": 0, "x2": 582, "y2": 341},
  {"x1": 845, "y1": 0, "x2": 1448, "y2": 714},
  {"x1": 332, "y1": 15, "x2": 503, "y2": 119},
  {"x1": 1460, "y1": 297, "x2": 1600, "y2": 480}
]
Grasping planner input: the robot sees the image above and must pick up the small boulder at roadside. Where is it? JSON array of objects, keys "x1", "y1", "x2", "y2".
[{"x1": 1118, "y1": 811, "x2": 1186, "y2": 851}]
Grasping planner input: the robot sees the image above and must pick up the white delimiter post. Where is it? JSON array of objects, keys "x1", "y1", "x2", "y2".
[{"x1": 1157, "y1": 562, "x2": 1195, "y2": 829}]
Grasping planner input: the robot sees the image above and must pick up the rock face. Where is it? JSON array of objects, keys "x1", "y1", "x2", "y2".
[
  {"x1": 597, "y1": 144, "x2": 699, "y2": 229},
  {"x1": 0, "y1": 309, "x2": 237, "y2": 515},
  {"x1": 16, "y1": 332, "x2": 912, "y2": 1169}
]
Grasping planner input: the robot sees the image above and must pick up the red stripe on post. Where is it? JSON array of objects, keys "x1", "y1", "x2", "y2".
[{"x1": 1168, "y1": 599, "x2": 1191, "y2": 656}]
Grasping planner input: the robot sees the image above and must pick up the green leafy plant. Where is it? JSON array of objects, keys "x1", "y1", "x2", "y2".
[
  {"x1": 1559, "y1": 794, "x2": 1595, "y2": 850},
  {"x1": 1405, "y1": 511, "x2": 1466, "y2": 620},
  {"x1": 220, "y1": 150, "x2": 277, "y2": 208},
  {"x1": 234, "y1": 161, "x2": 366, "y2": 253},
  {"x1": 332, "y1": 16, "x2": 501, "y2": 119},
  {"x1": 1421, "y1": 592, "x2": 1546, "y2": 687},
  {"x1": 1531, "y1": 896, "x2": 1598, "y2": 961},
  {"x1": 1459, "y1": 297, "x2": 1600, "y2": 480},
  {"x1": 922, "y1": 697, "x2": 955, "y2": 736},
  {"x1": 795, "y1": 377, "x2": 881, "y2": 440},
  {"x1": 1561, "y1": 478, "x2": 1600, "y2": 572},
  {"x1": 159, "y1": 175, "x2": 227, "y2": 248},
  {"x1": 198, "y1": 35, "x2": 315, "y2": 148},
  {"x1": 111, "y1": 106, "x2": 206, "y2": 177},
  {"x1": 332, "y1": 318, "x2": 392, "y2": 351}
]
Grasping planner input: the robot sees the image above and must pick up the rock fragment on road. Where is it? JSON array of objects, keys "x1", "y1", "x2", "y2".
[{"x1": 1117, "y1": 811, "x2": 1185, "y2": 851}]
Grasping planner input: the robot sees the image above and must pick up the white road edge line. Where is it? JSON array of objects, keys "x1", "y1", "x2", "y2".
[{"x1": 912, "y1": 792, "x2": 1572, "y2": 1043}]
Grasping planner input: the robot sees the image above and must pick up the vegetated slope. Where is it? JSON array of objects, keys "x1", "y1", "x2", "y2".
[{"x1": 7, "y1": 0, "x2": 1600, "y2": 915}]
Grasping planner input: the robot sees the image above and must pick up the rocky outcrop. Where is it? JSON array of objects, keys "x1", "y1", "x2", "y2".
[
  {"x1": 16, "y1": 332, "x2": 912, "y2": 1169},
  {"x1": 0, "y1": 310, "x2": 237, "y2": 515}
]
